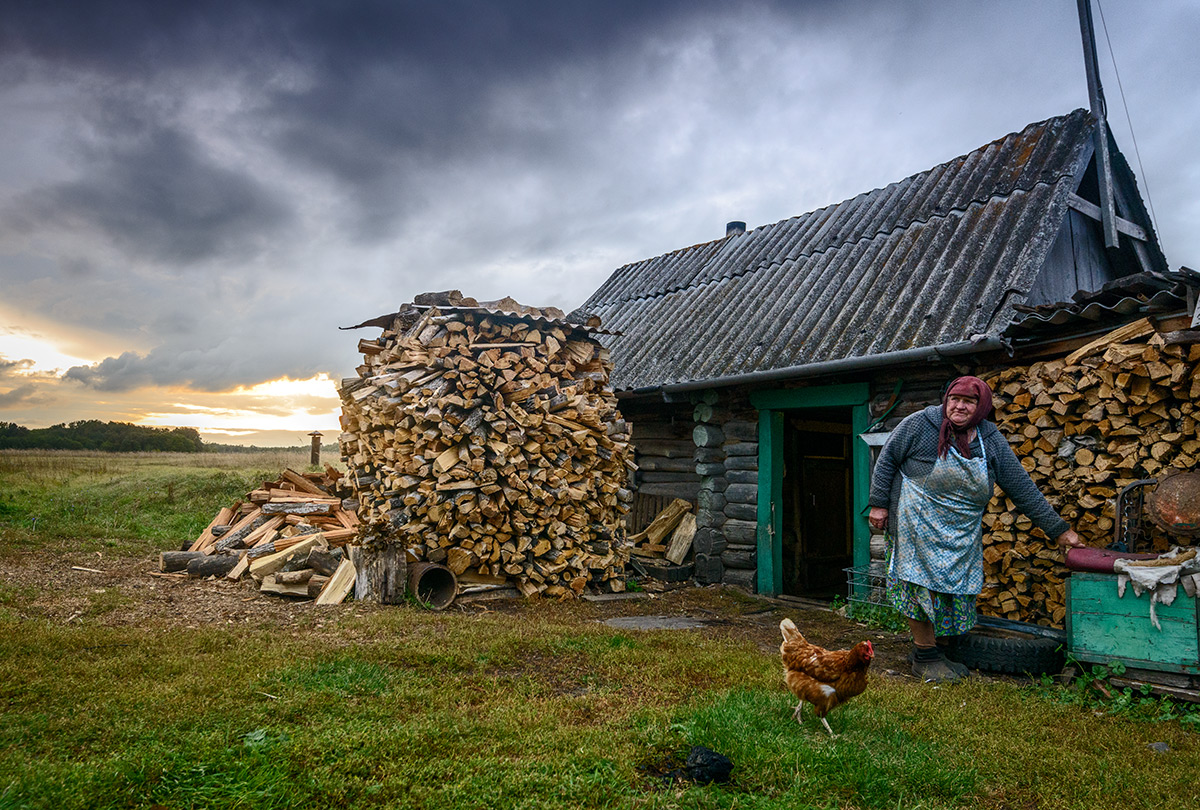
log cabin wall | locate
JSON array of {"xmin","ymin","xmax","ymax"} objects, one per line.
[
  {"xmin": 621, "ymin": 313, "xmax": 1197, "ymax": 628},
  {"xmin": 621, "ymin": 397, "xmax": 699, "ymax": 531}
]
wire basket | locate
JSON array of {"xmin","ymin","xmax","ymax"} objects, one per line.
[
  {"xmin": 842, "ymin": 561, "xmax": 907, "ymax": 630},
  {"xmin": 844, "ymin": 561, "xmax": 887, "ymax": 606}
]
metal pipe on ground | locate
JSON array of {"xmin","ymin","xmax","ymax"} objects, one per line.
[{"xmin": 407, "ymin": 561, "xmax": 458, "ymax": 610}]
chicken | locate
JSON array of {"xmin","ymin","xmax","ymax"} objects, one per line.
[{"xmin": 780, "ymin": 617, "xmax": 874, "ymax": 736}]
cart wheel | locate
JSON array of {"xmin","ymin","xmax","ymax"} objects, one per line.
[{"xmin": 943, "ymin": 625, "xmax": 1065, "ymax": 675}]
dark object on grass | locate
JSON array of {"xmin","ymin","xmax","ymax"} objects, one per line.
[{"xmin": 685, "ymin": 746, "xmax": 732, "ymax": 784}]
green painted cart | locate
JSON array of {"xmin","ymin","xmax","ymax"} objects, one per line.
[{"xmin": 1066, "ymin": 572, "xmax": 1200, "ymax": 679}]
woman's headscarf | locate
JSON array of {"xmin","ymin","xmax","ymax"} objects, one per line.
[{"xmin": 938, "ymin": 376, "xmax": 994, "ymax": 458}]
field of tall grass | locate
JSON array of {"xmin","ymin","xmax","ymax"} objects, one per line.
[
  {"xmin": 0, "ymin": 449, "xmax": 324, "ymax": 555},
  {"xmin": 1, "ymin": 450, "xmax": 1198, "ymax": 809}
]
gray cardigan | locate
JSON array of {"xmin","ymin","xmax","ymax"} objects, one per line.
[{"xmin": 867, "ymin": 405, "xmax": 1069, "ymax": 540}]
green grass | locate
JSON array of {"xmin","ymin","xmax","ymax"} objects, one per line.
[
  {"xmin": 1, "ymin": 451, "xmax": 1198, "ymax": 809},
  {"xmin": 3, "ymin": 607, "xmax": 1198, "ymax": 810},
  {"xmin": 0, "ymin": 449, "xmax": 322, "ymax": 555}
]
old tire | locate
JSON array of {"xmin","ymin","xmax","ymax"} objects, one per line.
[
  {"xmin": 943, "ymin": 625, "xmax": 1065, "ymax": 675},
  {"xmin": 639, "ymin": 561, "xmax": 694, "ymax": 582}
]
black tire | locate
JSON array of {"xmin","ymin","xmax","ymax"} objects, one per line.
[
  {"xmin": 943, "ymin": 625, "xmax": 1066, "ymax": 675},
  {"xmin": 639, "ymin": 561, "xmax": 694, "ymax": 582}
]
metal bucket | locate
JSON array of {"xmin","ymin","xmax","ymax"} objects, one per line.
[{"xmin": 407, "ymin": 561, "xmax": 458, "ymax": 610}]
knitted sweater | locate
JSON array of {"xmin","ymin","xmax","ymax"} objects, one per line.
[{"xmin": 867, "ymin": 405, "xmax": 1069, "ymax": 540}]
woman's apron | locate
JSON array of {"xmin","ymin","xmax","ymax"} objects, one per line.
[{"xmin": 888, "ymin": 437, "xmax": 991, "ymax": 595}]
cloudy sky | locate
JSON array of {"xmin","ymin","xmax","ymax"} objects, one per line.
[{"xmin": 1, "ymin": 0, "xmax": 1197, "ymax": 446}]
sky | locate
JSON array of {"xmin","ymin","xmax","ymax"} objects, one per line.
[{"xmin": 1, "ymin": 0, "xmax": 1197, "ymax": 447}]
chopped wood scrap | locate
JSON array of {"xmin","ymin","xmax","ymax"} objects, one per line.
[
  {"xmin": 259, "ymin": 574, "xmax": 311, "ymax": 598},
  {"xmin": 162, "ymin": 466, "xmax": 359, "ymax": 601},
  {"xmin": 315, "ymin": 558, "xmax": 356, "ymax": 605},
  {"xmin": 1063, "ymin": 317, "xmax": 1155, "ymax": 365},
  {"xmin": 190, "ymin": 506, "xmax": 235, "ymax": 552},
  {"xmin": 665, "ymin": 512, "xmax": 697, "ymax": 565},
  {"xmin": 248, "ymin": 534, "xmax": 324, "ymax": 581},
  {"xmin": 639, "ymin": 498, "xmax": 692, "ymax": 546}
]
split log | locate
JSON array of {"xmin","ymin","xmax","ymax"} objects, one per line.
[
  {"xmin": 315, "ymin": 558, "xmax": 357, "ymax": 605},
  {"xmin": 665, "ymin": 512, "xmax": 697, "ymax": 565},
  {"xmin": 248, "ymin": 535, "xmax": 324, "ymax": 581},
  {"xmin": 259, "ymin": 574, "xmax": 311, "ymax": 597}
]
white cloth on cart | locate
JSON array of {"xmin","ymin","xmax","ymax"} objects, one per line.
[{"xmin": 1113, "ymin": 547, "xmax": 1200, "ymax": 630}]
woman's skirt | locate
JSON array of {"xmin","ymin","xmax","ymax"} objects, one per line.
[{"xmin": 886, "ymin": 577, "xmax": 978, "ymax": 636}]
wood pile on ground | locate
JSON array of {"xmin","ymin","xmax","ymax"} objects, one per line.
[
  {"xmin": 627, "ymin": 498, "xmax": 698, "ymax": 580},
  {"xmin": 159, "ymin": 467, "xmax": 360, "ymax": 604},
  {"xmin": 982, "ymin": 317, "xmax": 1200, "ymax": 626},
  {"xmin": 338, "ymin": 291, "xmax": 634, "ymax": 599}
]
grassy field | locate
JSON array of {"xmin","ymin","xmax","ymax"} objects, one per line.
[
  {"xmin": 1, "ymin": 450, "xmax": 1198, "ymax": 810},
  {"xmin": 0, "ymin": 449, "xmax": 322, "ymax": 555}
]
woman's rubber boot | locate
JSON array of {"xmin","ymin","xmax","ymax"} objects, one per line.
[{"xmin": 909, "ymin": 646, "xmax": 964, "ymax": 683}]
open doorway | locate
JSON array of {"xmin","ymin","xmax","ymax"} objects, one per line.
[{"xmin": 780, "ymin": 407, "xmax": 853, "ymax": 599}]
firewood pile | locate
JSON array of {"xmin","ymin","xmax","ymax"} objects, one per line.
[
  {"xmin": 628, "ymin": 498, "xmax": 697, "ymax": 570},
  {"xmin": 338, "ymin": 291, "xmax": 634, "ymax": 599},
  {"xmin": 982, "ymin": 317, "xmax": 1200, "ymax": 626},
  {"xmin": 159, "ymin": 467, "xmax": 360, "ymax": 604}
]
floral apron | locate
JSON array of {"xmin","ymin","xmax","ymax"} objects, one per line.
[{"xmin": 889, "ymin": 438, "xmax": 991, "ymax": 596}]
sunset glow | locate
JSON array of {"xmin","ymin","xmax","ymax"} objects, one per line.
[
  {"xmin": 0, "ymin": 331, "xmax": 94, "ymax": 375},
  {"xmin": 138, "ymin": 374, "xmax": 341, "ymax": 437}
]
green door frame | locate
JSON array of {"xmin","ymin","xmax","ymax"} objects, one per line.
[{"xmin": 750, "ymin": 382, "xmax": 871, "ymax": 596}]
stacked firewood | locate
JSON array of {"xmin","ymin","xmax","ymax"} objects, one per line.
[
  {"xmin": 159, "ymin": 467, "xmax": 359, "ymax": 604},
  {"xmin": 982, "ymin": 318, "xmax": 1200, "ymax": 626},
  {"xmin": 628, "ymin": 498, "xmax": 697, "ymax": 564},
  {"xmin": 338, "ymin": 291, "xmax": 634, "ymax": 598}
]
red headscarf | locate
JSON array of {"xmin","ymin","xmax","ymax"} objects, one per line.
[{"xmin": 938, "ymin": 376, "xmax": 994, "ymax": 459}]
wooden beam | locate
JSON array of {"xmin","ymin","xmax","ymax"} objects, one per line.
[
  {"xmin": 1077, "ymin": 0, "xmax": 1118, "ymax": 248},
  {"xmin": 1068, "ymin": 193, "xmax": 1146, "ymax": 242}
]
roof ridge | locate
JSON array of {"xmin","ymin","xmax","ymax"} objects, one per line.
[
  {"xmin": 585, "ymin": 109, "xmax": 1091, "ymax": 310},
  {"xmin": 595, "ymin": 181, "xmax": 1065, "ymax": 308}
]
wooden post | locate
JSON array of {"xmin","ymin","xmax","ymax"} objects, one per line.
[
  {"xmin": 309, "ymin": 431, "xmax": 323, "ymax": 466},
  {"xmin": 1076, "ymin": 0, "xmax": 1118, "ymax": 248}
]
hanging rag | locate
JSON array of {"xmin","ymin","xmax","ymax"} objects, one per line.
[{"xmin": 1112, "ymin": 547, "xmax": 1200, "ymax": 630}]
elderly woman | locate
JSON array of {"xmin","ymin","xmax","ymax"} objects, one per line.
[{"xmin": 867, "ymin": 376, "xmax": 1083, "ymax": 683}]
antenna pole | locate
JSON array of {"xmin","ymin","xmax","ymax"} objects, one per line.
[{"xmin": 1077, "ymin": 0, "xmax": 1119, "ymax": 248}]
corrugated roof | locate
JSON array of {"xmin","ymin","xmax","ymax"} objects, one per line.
[
  {"xmin": 1007, "ymin": 268, "xmax": 1200, "ymax": 334},
  {"xmin": 575, "ymin": 109, "xmax": 1101, "ymax": 391}
]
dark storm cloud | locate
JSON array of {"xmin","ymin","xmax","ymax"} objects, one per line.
[
  {"xmin": 1, "ymin": 0, "xmax": 798, "ymax": 248},
  {"xmin": 12, "ymin": 119, "xmax": 292, "ymax": 264}
]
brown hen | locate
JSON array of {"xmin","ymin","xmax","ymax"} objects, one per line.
[{"xmin": 779, "ymin": 617, "xmax": 874, "ymax": 736}]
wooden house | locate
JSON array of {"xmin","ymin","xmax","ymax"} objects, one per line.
[{"xmin": 571, "ymin": 108, "xmax": 1194, "ymax": 602}]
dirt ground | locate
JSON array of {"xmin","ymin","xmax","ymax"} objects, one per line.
[{"xmin": 0, "ymin": 547, "xmax": 1020, "ymax": 684}]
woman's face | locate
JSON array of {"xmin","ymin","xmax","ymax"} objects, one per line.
[{"xmin": 945, "ymin": 393, "xmax": 979, "ymax": 428}]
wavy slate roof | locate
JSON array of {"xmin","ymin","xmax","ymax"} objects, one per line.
[{"xmin": 575, "ymin": 109, "xmax": 1101, "ymax": 392}]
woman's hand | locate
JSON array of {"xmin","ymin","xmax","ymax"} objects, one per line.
[
  {"xmin": 1055, "ymin": 529, "xmax": 1084, "ymax": 550},
  {"xmin": 868, "ymin": 507, "xmax": 888, "ymax": 531}
]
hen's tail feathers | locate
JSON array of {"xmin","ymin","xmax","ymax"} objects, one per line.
[{"xmin": 780, "ymin": 617, "xmax": 806, "ymax": 644}]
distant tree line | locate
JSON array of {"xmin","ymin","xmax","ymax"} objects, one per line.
[{"xmin": 0, "ymin": 421, "xmax": 205, "ymax": 452}]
